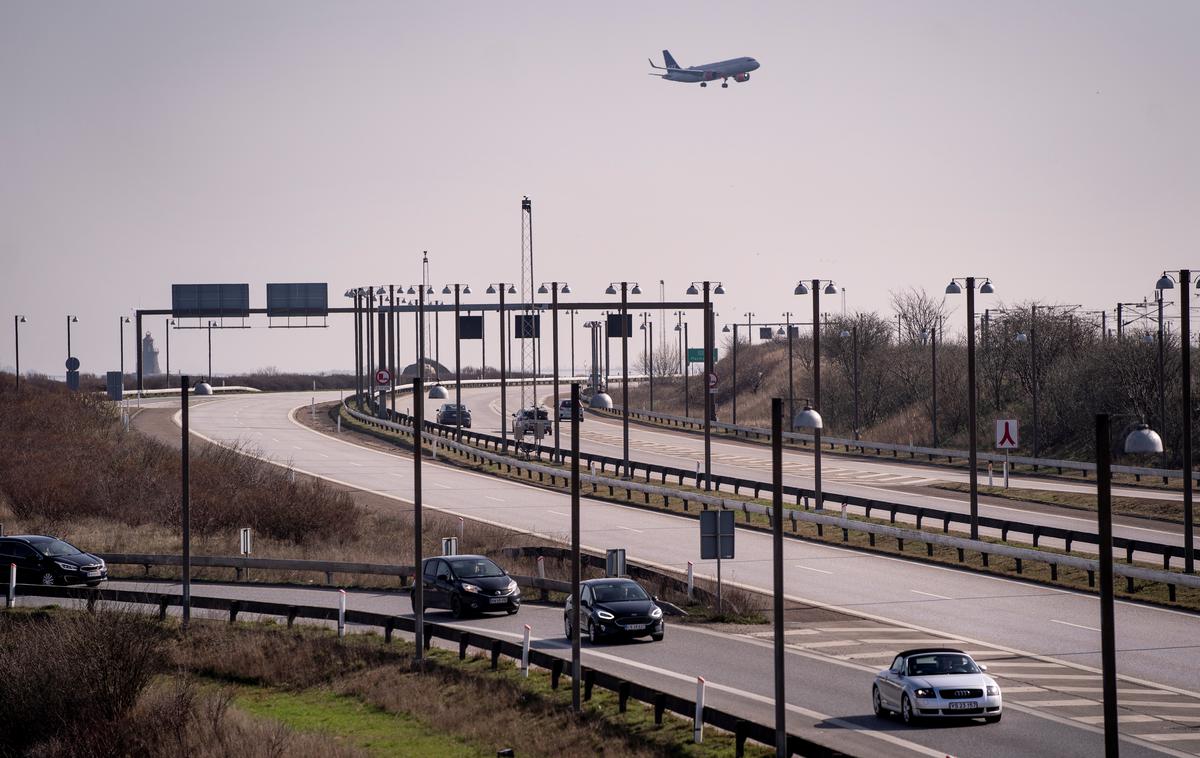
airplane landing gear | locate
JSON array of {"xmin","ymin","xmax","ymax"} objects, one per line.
[
  {"xmin": 700, "ymin": 82, "xmax": 707, "ymax": 87},
  {"xmin": 721, "ymin": 79, "xmax": 729, "ymax": 88}
]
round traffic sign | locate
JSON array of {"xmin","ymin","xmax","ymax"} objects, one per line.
[
  {"xmin": 707, "ymin": 372, "xmax": 718, "ymax": 389},
  {"xmin": 375, "ymin": 368, "xmax": 392, "ymax": 386},
  {"xmin": 65, "ymin": 356, "xmax": 80, "ymax": 371}
]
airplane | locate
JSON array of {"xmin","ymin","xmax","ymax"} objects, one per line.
[{"xmin": 648, "ymin": 50, "xmax": 760, "ymax": 88}]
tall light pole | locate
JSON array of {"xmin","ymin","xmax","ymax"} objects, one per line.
[
  {"xmin": 569, "ymin": 309, "xmax": 578, "ymax": 378},
  {"xmin": 539, "ymin": 281, "xmax": 570, "ymax": 458},
  {"xmin": 687, "ymin": 281, "xmax": 724, "ymax": 490},
  {"xmin": 1014, "ymin": 305, "xmax": 1041, "ymax": 458},
  {"xmin": 946, "ymin": 276, "xmax": 995, "ymax": 539},
  {"xmin": 639, "ymin": 313, "xmax": 655, "ymax": 411},
  {"xmin": 723, "ymin": 323, "xmax": 737, "ymax": 423},
  {"xmin": 680, "ymin": 320, "xmax": 690, "ymax": 417},
  {"xmin": 118, "ymin": 315, "xmax": 130, "ymax": 387},
  {"xmin": 922, "ymin": 326, "xmax": 939, "ymax": 447},
  {"xmin": 442, "ymin": 283, "xmax": 472, "ymax": 441},
  {"xmin": 1097, "ymin": 418, "xmax": 1163, "ymax": 755},
  {"xmin": 770, "ymin": 396, "xmax": 787, "ymax": 758},
  {"xmin": 66, "ymin": 315, "xmax": 78, "ymax": 361},
  {"xmin": 794, "ymin": 280, "xmax": 837, "ymax": 509},
  {"xmin": 206, "ymin": 320, "xmax": 217, "ymax": 380},
  {"xmin": 606, "ymin": 281, "xmax": 642, "ymax": 477},
  {"xmin": 487, "ymin": 283, "xmax": 517, "ymax": 446},
  {"xmin": 13, "ymin": 315, "xmax": 26, "ymax": 390},
  {"xmin": 1156, "ymin": 270, "xmax": 1195, "ymax": 573},
  {"xmin": 165, "ymin": 319, "xmax": 175, "ymax": 389},
  {"xmin": 411, "ymin": 377, "xmax": 426, "ymax": 667},
  {"xmin": 783, "ymin": 312, "xmax": 795, "ymax": 422}
]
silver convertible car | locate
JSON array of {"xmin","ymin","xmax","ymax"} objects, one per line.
[{"xmin": 873, "ymin": 648, "xmax": 1002, "ymax": 724}]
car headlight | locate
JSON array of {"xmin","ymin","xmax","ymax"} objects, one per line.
[
  {"xmin": 914, "ymin": 688, "xmax": 936, "ymax": 699},
  {"xmin": 54, "ymin": 561, "xmax": 77, "ymax": 572},
  {"xmin": 596, "ymin": 609, "xmax": 615, "ymax": 620},
  {"xmin": 986, "ymin": 685, "xmax": 999, "ymax": 696},
  {"xmin": 460, "ymin": 582, "xmax": 482, "ymax": 594},
  {"xmin": 506, "ymin": 579, "xmax": 519, "ymax": 594},
  {"xmin": 651, "ymin": 606, "xmax": 663, "ymax": 618}
]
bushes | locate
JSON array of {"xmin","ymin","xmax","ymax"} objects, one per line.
[{"xmin": 0, "ymin": 380, "xmax": 361, "ymax": 544}]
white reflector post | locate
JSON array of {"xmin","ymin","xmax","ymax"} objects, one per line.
[
  {"xmin": 522, "ymin": 624, "xmax": 532, "ymax": 677},
  {"xmin": 7, "ymin": 563, "xmax": 14, "ymax": 609},
  {"xmin": 338, "ymin": 589, "xmax": 346, "ymax": 639},
  {"xmin": 687, "ymin": 561, "xmax": 694, "ymax": 602},
  {"xmin": 694, "ymin": 676, "xmax": 706, "ymax": 743}
]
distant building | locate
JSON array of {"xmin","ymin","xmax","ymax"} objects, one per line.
[{"xmin": 141, "ymin": 332, "xmax": 161, "ymax": 375}]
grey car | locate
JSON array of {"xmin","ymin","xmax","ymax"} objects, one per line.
[{"xmin": 873, "ymin": 648, "xmax": 1002, "ymax": 724}]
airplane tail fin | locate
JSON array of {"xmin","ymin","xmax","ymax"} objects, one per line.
[{"xmin": 662, "ymin": 50, "xmax": 680, "ymax": 69}]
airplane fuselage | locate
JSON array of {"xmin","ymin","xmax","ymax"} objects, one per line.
[{"xmin": 663, "ymin": 56, "xmax": 760, "ymax": 83}]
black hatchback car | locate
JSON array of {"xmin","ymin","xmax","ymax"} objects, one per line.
[
  {"xmin": 0, "ymin": 535, "xmax": 108, "ymax": 587},
  {"xmin": 435, "ymin": 403, "xmax": 472, "ymax": 428},
  {"xmin": 421, "ymin": 555, "xmax": 520, "ymax": 618},
  {"xmin": 564, "ymin": 578, "xmax": 664, "ymax": 644}
]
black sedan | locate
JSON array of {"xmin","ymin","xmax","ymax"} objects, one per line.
[
  {"xmin": 421, "ymin": 555, "xmax": 520, "ymax": 618},
  {"xmin": 435, "ymin": 403, "xmax": 472, "ymax": 428},
  {"xmin": 0, "ymin": 535, "xmax": 108, "ymax": 587},
  {"xmin": 564, "ymin": 577, "xmax": 664, "ymax": 644}
]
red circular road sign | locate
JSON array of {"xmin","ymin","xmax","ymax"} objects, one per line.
[
  {"xmin": 707, "ymin": 372, "xmax": 718, "ymax": 389},
  {"xmin": 375, "ymin": 368, "xmax": 392, "ymax": 386}
]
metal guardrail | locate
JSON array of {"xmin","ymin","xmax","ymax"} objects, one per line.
[
  {"xmin": 5, "ymin": 584, "xmax": 846, "ymax": 758},
  {"xmin": 596, "ymin": 404, "xmax": 1193, "ymax": 484},
  {"xmin": 345, "ymin": 387, "xmax": 1192, "ymax": 571}
]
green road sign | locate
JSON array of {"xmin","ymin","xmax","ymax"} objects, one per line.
[{"xmin": 686, "ymin": 348, "xmax": 718, "ymax": 364}]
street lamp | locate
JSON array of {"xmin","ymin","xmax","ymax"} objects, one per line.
[
  {"xmin": 945, "ymin": 276, "xmax": 995, "ymax": 539},
  {"xmin": 674, "ymin": 316, "xmax": 690, "ymax": 417},
  {"xmin": 119, "ymin": 315, "xmax": 131, "ymax": 388},
  {"xmin": 921, "ymin": 326, "xmax": 939, "ymax": 446},
  {"xmin": 794, "ymin": 279, "xmax": 837, "ymax": 509},
  {"xmin": 13, "ymin": 315, "xmax": 26, "ymax": 391},
  {"xmin": 487, "ymin": 283, "xmax": 518, "ymax": 447},
  {"xmin": 607, "ymin": 282, "xmax": 641, "ymax": 477},
  {"xmin": 639, "ymin": 313, "xmax": 655, "ymax": 412},
  {"xmin": 66, "ymin": 315, "xmax": 78, "ymax": 361},
  {"xmin": 1156, "ymin": 270, "xmax": 1196, "ymax": 573},
  {"xmin": 165, "ymin": 319, "xmax": 176, "ymax": 389},
  {"xmin": 783, "ymin": 312, "xmax": 795, "ymax": 423},
  {"xmin": 207, "ymin": 320, "xmax": 217, "ymax": 381},
  {"xmin": 687, "ymin": 281, "xmax": 725, "ymax": 490},
  {"xmin": 1095, "ymin": 416, "xmax": 1163, "ymax": 756}
]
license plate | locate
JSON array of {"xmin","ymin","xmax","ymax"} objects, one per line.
[
  {"xmin": 489, "ymin": 597, "xmax": 508, "ymax": 604},
  {"xmin": 624, "ymin": 623, "xmax": 646, "ymax": 630},
  {"xmin": 948, "ymin": 701, "xmax": 978, "ymax": 710},
  {"xmin": 85, "ymin": 571, "xmax": 101, "ymax": 577}
]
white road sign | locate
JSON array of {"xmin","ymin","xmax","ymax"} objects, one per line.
[
  {"xmin": 995, "ymin": 419, "xmax": 1020, "ymax": 449},
  {"xmin": 375, "ymin": 368, "xmax": 391, "ymax": 386}
]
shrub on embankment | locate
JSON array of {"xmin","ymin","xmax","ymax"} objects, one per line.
[{"xmin": 0, "ymin": 379, "xmax": 361, "ymax": 543}]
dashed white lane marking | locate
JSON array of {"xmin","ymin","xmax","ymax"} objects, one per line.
[
  {"xmin": 1011, "ymin": 698, "xmax": 1096, "ymax": 707},
  {"xmin": 1052, "ymin": 619, "xmax": 1102, "ymax": 632},
  {"xmin": 485, "ymin": 496, "xmax": 505, "ymax": 502},
  {"xmin": 432, "ymin": 482, "xmax": 451, "ymax": 489},
  {"xmin": 547, "ymin": 510, "xmax": 569, "ymax": 517},
  {"xmin": 349, "ymin": 462, "xmax": 363, "ymax": 467},
  {"xmin": 616, "ymin": 525, "xmax": 644, "ymax": 533},
  {"xmin": 1142, "ymin": 734, "xmax": 1200, "ymax": 743},
  {"xmin": 1122, "ymin": 702, "xmax": 1200, "ymax": 709},
  {"xmin": 797, "ymin": 565, "xmax": 834, "ymax": 575},
  {"xmin": 1074, "ymin": 715, "xmax": 1161, "ymax": 724},
  {"xmin": 910, "ymin": 589, "xmax": 952, "ymax": 600}
]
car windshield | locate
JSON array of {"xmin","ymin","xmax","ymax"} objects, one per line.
[
  {"xmin": 37, "ymin": 539, "xmax": 82, "ymax": 558},
  {"xmin": 907, "ymin": 653, "xmax": 979, "ymax": 676},
  {"xmin": 591, "ymin": 582, "xmax": 649, "ymax": 603},
  {"xmin": 447, "ymin": 557, "xmax": 505, "ymax": 578}
]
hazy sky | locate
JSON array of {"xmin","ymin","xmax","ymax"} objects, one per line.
[{"xmin": 3, "ymin": 1, "xmax": 1198, "ymax": 378}]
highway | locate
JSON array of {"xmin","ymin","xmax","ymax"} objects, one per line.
[
  {"xmin": 449, "ymin": 386, "xmax": 1192, "ymax": 562},
  {"xmin": 132, "ymin": 390, "xmax": 1200, "ymax": 756}
]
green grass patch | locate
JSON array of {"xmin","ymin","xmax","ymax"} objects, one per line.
[{"xmin": 931, "ymin": 482, "xmax": 1183, "ymax": 522}]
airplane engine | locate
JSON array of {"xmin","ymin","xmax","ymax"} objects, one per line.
[{"xmin": 734, "ymin": 72, "xmax": 750, "ymax": 82}]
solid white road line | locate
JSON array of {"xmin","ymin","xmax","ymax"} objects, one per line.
[
  {"xmin": 1052, "ymin": 619, "xmax": 1102, "ymax": 632},
  {"xmin": 909, "ymin": 589, "xmax": 952, "ymax": 600},
  {"xmin": 796, "ymin": 565, "xmax": 834, "ymax": 575}
]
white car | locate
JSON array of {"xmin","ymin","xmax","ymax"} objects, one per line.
[
  {"xmin": 558, "ymin": 398, "xmax": 583, "ymax": 422},
  {"xmin": 512, "ymin": 406, "xmax": 552, "ymax": 438},
  {"xmin": 873, "ymin": 648, "xmax": 1002, "ymax": 724}
]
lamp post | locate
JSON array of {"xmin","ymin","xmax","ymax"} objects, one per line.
[
  {"xmin": 1098, "ymin": 416, "xmax": 1163, "ymax": 756},
  {"xmin": 118, "ymin": 315, "xmax": 130, "ymax": 387},
  {"xmin": 770, "ymin": 396, "xmax": 787, "ymax": 758},
  {"xmin": 442, "ymin": 283, "xmax": 472, "ymax": 441},
  {"xmin": 840, "ymin": 324, "xmax": 860, "ymax": 440},
  {"xmin": 723, "ymin": 323, "xmax": 738, "ymax": 423},
  {"xmin": 794, "ymin": 280, "xmax": 837, "ymax": 509},
  {"xmin": 921, "ymin": 326, "xmax": 939, "ymax": 447},
  {"xmin": 165, "ymin": 319, "xmax": 175, "ymax": 389},
  {"xmin": 206, "ymin": 320, "xmax": 217, "ymax": 381},
  {"xmin": 1014, "ymin": 304, "xmax": 1041, "ymax": 458},
  {"xmin": 783, "ymin": 312, "xmax": 795, "ymax": 422},
  {"xmin": 793, "ymin": 400, "xmax": 824, "ymax": 510},
  {"xmin": 487, "ymin": 283, "xmax": 517, "ymax": 446},
  {"xmin": 1156, "ymin": 270, "xmax": 1195, "ymax": 573},
  {"xmin": 639, "ymin": 314, "xmax": 654, "ymax": 411},
  {"xmin": 687, "ymin": 281, "xmax": 724, "ymax": 491},
  {"xmin": 539, "ymin": 281, "xmax": 570, "ymax": 459},
  {"xmin": 66, "ymin": 315, "xmax": 78, "ymax": 362},
  {"xmin": 569, "ymin": 309, "xmax": 578, "ymax": 379},
  {"xmin": 13, "ymin": 315, "xmax": 26, "ymax": 390},
  {"xmin": 945, "ymin": 276, "xmax": 995, "ymax": 539},
  {"xmin": 606, "ymin": 282, "xmax": 641, "ymax": 477}
]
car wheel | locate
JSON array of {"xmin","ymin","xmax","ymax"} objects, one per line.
[
  {"xmin": 506, "ymin": 607, "xmax": 518, "ymax": 615},
  {"xmin": 450, "ymin": 595, "xmax": 466, "ymax": 619},
  {"xmin": 651, "ymin": 630, "xmax": 664, "ymax": 642},
  {"xmin": 872, "ymin": 686, "xmax": 887, "ymax": 718},
  {"xmin": 984, "ymin": 714, "xmax": 1002, "ymax": 724},
  {"xmin": 41, "ymin": 572, "xmax": 56, "ymax": 586},
  {"xmin": 564, "ymin": 616, "xmax": 572, "ymax": 641},
  {"xmin": 901, "ymin": 694, "xmax": 918, "ymax": 725}
]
